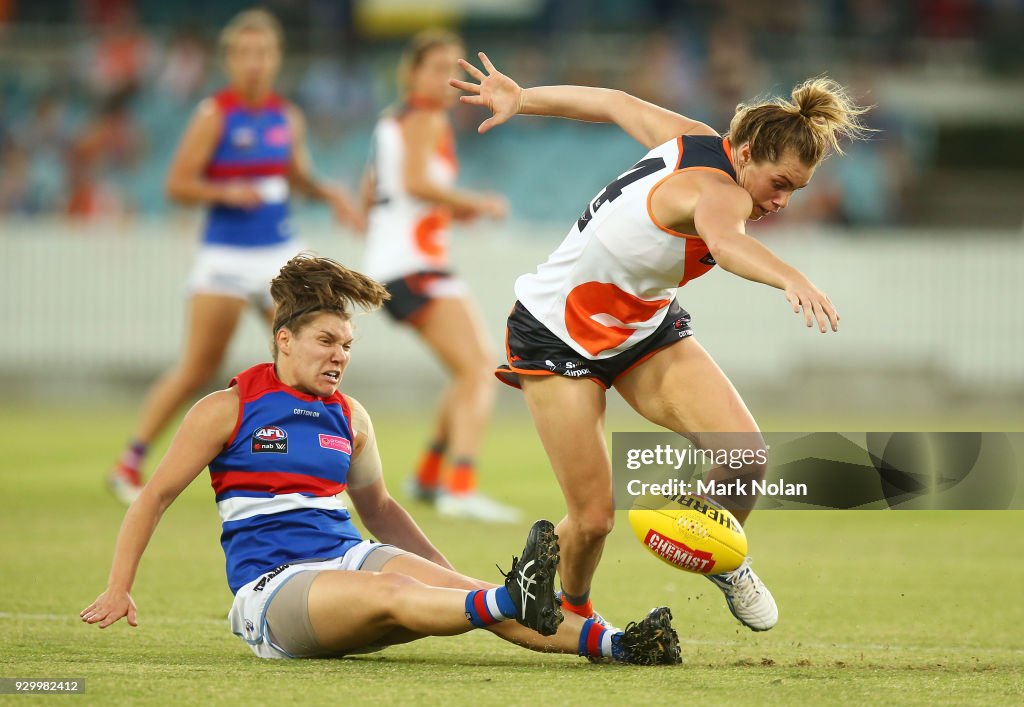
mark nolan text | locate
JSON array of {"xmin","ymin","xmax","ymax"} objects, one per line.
[{"xmin": 627, "ymin": 478, "xmax": 808, "ymax": 497}]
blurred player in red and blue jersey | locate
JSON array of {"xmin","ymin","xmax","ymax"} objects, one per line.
[{"xmin": 108, "ymin": 9, "xmax": 361, "ymax": 503}]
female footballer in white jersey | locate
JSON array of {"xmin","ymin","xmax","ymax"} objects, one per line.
[
  {"xmin": 107, "ymin": 9, "xmax": 362, "ymax": 504},
  {"xmin": 452, "ymin": 53, "xmax": 869, "ymax": 630},
  {"xmin": 360, "ymin": 30, "xmax": 518, "ymax": 523},
  {"xmin": 82, "ymin": 254, "xmax": 680, "ymax": 666}
]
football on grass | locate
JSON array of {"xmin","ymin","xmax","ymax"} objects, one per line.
[{"xmin": 628, "ymin": 494, "xmax": 747, "ymax": 575}]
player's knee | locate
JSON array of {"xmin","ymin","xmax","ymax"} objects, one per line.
[
  {"xmin": 727, "ymin": 438, "xmax": 768, "ymax": 483},
  {"xmin": 654, "ymin": 397, "xmax": 691, "ymax": 430},
  {"xmin": 473, "ymin": 358, "xmax": 496, "ymax": 385},
  {"xmin": 749, "ymin": 446, "xmax": 765, "ymax": 479},
  {"xmin": 373, "ymin": 572, "xmax": 419, "ymax": 620},
  {"xmin": 747, "ymin": 447, "xmax": 768, "ymax": 482},
  {"xmin": 573, "ymin": 506, "xmax": 615, "ymax": 543},
  {"xmin": 174, "ymin": 362, "xmax": 218, "ymax": 393},
  {"xmin": 377, "ymin": 571, "xmax": 417, "ymax": 596},
  {"xmin": 455, "ymin": 360, "xmax": 496, "ymax": 396}
]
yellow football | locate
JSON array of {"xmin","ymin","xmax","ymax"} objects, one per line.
[{"xmin": 628, "ymin": 494, "xmax": 747, "ymax": 575}]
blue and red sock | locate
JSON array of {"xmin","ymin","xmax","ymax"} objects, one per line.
[
  {"xmin": 464, "ymin": 587, "xmax": 517, "ymax": 628},
  {"xmin": 578, "ymin": 618, "xmax": 623, "ymax": 660},
  {"xmin": 116, "ymin": 440, "xmax": 148, "ymax": 483}
]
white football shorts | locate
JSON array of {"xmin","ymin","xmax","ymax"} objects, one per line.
[
  {"xmin": 228, "ymin": 540, "xmax": 395, "ymax": 660},
  {"xmin": 186, "ymin": 240, "xmax": 302, "ymax": 311}
]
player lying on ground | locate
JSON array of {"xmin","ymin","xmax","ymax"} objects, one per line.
[
  {"xmin": 452, "ymin": 53, "xmax": 870, "ymax": 631},
  {"xmin": 81, "ymin": 254, "xmax": 680, "ymax": 665}
]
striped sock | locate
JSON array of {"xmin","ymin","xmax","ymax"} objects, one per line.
[
  {"xmin": 464, "ymin": 587, "xmax": 517, "ymax": 628},
  {"xmin": 577, "ymin": 618, "xmax": 620, "ymax": 659},
  {"xmin": 117, "ymin": 440, "xmax": 148, "ymax": 483}
]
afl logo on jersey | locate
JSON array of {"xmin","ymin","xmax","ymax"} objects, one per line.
[
  {"xmin": 232, "ymin": 126, "xmax": 256, "ymax": 150},
  {"xmin": 252, "ymin": 426, "xmax": 288, "ymax": 454}
]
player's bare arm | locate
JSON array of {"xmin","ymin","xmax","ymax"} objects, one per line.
[
  {"xmin": 344, "ymin": 394, "xmax": 454, "ymax": 569},
  {"xmin": 355, "ymin": 168, "xmax": 375, "ymax": 238},
  {"xmin": 80, "ymin": 389, "xmax": 239, "ymax": 629},
  {"xmin": 679, "ymin": 175, "xmax": 840, "ymax": 333},
  {"xmin": 348, "ymin": 477, "xmax": 454, "ymax": 570},
  {"xmin": 165, "ymin": 100, "xmax": 262, "ymax": 209},
  {"xmin": 401, "ymin": 109, "xmax": 506, "ymax": 219},
  {"xmin": 285, "ymin": 105, "xmax": 365, "ymax": 231},
  {"xmin": 451, "ymin": 52, "xmax": 714, "ymax": 148}
]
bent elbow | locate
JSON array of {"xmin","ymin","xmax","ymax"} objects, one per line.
[
  {"xmin": 705, "ymin": 237, "xmax": 729, "ymax": 266},
  {"xmin": 164, "ymin": 179, "xmax": 186, "ymax": 204},
  {"xmin": 403, "ymin": 178, "xmax": 434, "ymax": 201},
  {"xmin": 609, "ymin": 88, "xmax": 630, "ymax": 112}
]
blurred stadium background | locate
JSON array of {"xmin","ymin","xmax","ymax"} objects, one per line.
[{"xmin": 0, "ymin": 0, "xmax": 1022, "ymax": 424}]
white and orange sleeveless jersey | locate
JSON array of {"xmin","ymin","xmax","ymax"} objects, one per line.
[
  {"xmin": 362, "ymin": 106, "xmax": 458, "ymax": 283},
  {"xmin": 515, "ymin": 134, "xmax": 737, "ymax": 360}
]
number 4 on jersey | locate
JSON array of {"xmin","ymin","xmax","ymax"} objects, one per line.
[{"xmin": 577, "ymin": 157, "xmax": 666, "ymax": 231}]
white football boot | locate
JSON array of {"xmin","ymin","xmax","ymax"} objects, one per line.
[
  {"xmin": 107, "ymin": 467, "xmax": 143, "ymax": 505},
  {"xmin": 436, "ymin": 490, "xmax": 523, "ymax": 524},
  {"xmin": 705, "ymin": 557, "xmax": 778, "ymax": 631}
]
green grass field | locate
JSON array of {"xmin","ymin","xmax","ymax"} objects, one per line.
[{"xmin": 2, "ymin": 405, "xmax": 1023, "ymax": 705}]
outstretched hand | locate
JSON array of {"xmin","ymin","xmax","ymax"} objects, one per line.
[
  {"xmin": 325, "ymin": 185, "xmax": 366, "ymax": 234},
  {"xmin": 81, "ymin": 588, "xmax": 138, "ymax": 629},
  {"xmin": 449, "ymin": 52, "xmax": 523, "ymax": 134},
  {"xmin": 784, "ymin": 277, "xmax": 840, "ymax": 333}
]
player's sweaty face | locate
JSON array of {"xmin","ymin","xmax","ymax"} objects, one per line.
[
  {"xmin": 741, "ymin": 150, "xmax": 814, "ymax": 221},
  {"xmin": 285, "ymin": 313, "xmax": 353, "ymax": 398},
  {"xmin": 226, "ymin": 29, "xmax": 281, "ymax": 95},
  {"xmin": 409, "ymin": 44, "xmax": 462, "ymax": 107}
]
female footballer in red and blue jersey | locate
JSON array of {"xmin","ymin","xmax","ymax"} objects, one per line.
[
  {"xmin": 83, "ymin": 254, "xmax": 680, "ymax": 666},
  {"xmin": 108, "ymin": 9, "xmax": 362, "ymax": 505},
  {"xmin": 210, "ymin": 362, "xmax": 363, "ymax": 594}
]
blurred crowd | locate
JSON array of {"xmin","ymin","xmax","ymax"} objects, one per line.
[{"xmin": 0, "ymin": 0, "xmax": 1020, "ymax": 227}]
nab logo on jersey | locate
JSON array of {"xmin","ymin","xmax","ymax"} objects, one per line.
[{"xmin": 252, "ymin": 426, "xmax": 288, "ymax": 454}]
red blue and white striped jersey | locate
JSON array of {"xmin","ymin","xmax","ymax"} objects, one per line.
[
  {"xmin": 210, "ymin": 363, "xmax": 361, "ymax": 593},
  {"xmin": 202, "ymin": 89, "xmax": 294, "ymax": 248}
]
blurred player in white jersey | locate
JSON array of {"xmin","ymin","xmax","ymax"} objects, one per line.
[{"xmin": 360, "ymin": 31, "xmax": 519, "ymax": 523}]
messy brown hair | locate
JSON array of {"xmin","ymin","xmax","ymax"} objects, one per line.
[
  {"xmin": 728, "ymin": 77, "xmax": 872, "ymax": 166},
  {"xmin": 397, "ymin": 28, "xmax": 464, "ymax": 97},
  {"xmin": 270, "ymin": 253, "xmax": 390, "ymax": 359}
]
